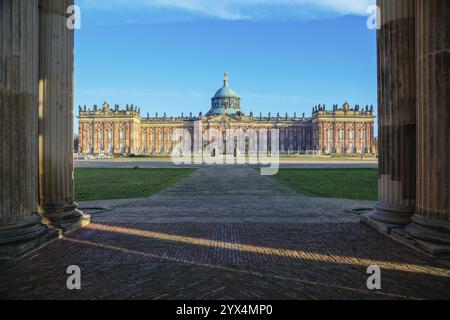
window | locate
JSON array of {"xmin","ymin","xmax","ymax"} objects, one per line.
[
  {"xmin": 142, "ymin": 130, "xmax": 147, "ymax": 150},
  {"xmin": 87, "ymin": 129, "xmax": 92, "ymax": 152},
  {"xmin": 99, "ymin": 130, "xmax": 103, "ymax": 144}
]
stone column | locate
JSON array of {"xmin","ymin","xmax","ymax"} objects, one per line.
[
  {"xmin": 405, "ymin": 0, "xmax": 450, "ymax": 255},
  {"xmin": 362, "ymin": 0, "xmax": 417, "ymax": 231},
  {"xmin": 38, "ymin": 0, "xmax": 89, "ymax": 231},
  {"xmin": 0, "ymin": 0, "xmax": 57, "ymax": 260}
]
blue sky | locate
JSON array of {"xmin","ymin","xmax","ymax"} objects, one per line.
[{"xmin": 74, "ymin": 0, "xmax": 377, "ymax": 133}]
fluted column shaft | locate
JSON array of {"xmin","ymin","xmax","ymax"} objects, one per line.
[
  {"xmin": 0, "ymin": 0, "xmax": 52, "ymax": 259},
  {"xmin": 370, "ymin": 0, "xmax": 416, "ymax": 225},
  {"xmin": 38, "ymin": 0, "xmax": 87, "ymax": 229},
  {"xmin": 406, "ymin": 0, "xmax": 450, "ymax": 245}
]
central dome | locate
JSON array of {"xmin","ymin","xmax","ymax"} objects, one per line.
[
  {"xmin": 213, "ymin": 78, "xmax": 239, "ymax": 98},
  {"xmin": 213, "ymin": 86, "xmax": 239, "ymax": 98},
  {"xmin": 207, "ymin": 72, "xmax": 242, "ymax": 116}
]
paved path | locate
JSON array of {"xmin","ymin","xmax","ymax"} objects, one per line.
[
  {"xmin": 1, "ymin": 167, "xmax": 449, "ymax": 300},
  {"xmin": 80, "ymin": 166, "xmax": 373, "ymax": 224}
]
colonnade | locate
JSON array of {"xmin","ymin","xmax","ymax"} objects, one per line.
[{"xmin": 0, "ymin": 0, "xmax": 89, "ymax": 260}]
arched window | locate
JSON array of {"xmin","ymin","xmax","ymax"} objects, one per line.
[
  {"xmin": 142, "ymin": 130, "xmax": 147, "ymax": 152},
  {"xmin": 120, "ymin": 128, "xmax": 124, "ymax": 141},
  {"xmin": 280, "ymin": 129, "xmax": 285, "ymax": 151},
  {"xmin": 87, "ymin": 130, "xmax": 92, "ymax": 152},
  {"xmin": 99, "ymin": 130, "xmax": 104, "ymax": 152}
]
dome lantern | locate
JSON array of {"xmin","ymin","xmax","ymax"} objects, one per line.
[{"xmin": 207, "ymin": 72, "xmax": 242, "ymax": 116}]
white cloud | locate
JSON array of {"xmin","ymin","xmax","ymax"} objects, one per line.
[{"xmin": 79, "ymin": 0, "xmax": 376, "ymax": 20}]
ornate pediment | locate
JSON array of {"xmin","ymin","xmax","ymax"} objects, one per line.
[{"xmin": 205, "ymin": 114, "xmax": 243, "ymax": 123}]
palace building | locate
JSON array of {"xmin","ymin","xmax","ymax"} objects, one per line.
[{"xmin": 77, "ymin": 73, "xmax": 375, "ymax": 156}]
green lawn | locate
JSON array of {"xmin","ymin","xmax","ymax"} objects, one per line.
[
  {"xmin": 272, "ymin": 169, "xmax": 378, "ymax": 201},
  {"xmin": 75, "ymin": 168, "xmax": 195, "ymax": 201}
]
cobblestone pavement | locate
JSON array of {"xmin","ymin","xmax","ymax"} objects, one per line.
[{"xmin": 1, "ymin": 167, "xmax": 450, "ymax": 300}]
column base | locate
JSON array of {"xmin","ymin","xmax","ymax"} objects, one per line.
[
  {"xmin": 0, "ymin": 215, "xmax": 60, "ymax": 262},
  {"xmin": 362, "ymin": 212, "xmax": 450, "ymax": 258},
  {"xmin": 366, "ymin": 204, "xmax": 414, "ymax": 226},
  {"xmin": 39, "ymin": 203, "xmax": 91, "ymax": 234},
  {"xmin": 360, "ymin": 212, "xmax": 405, "ymax": 234},
  {"xmin": 391, "ymin": 228, "xmax": 450, "ymax": 258},
  {"xmin": 405, "ymin": 214, "xmax": 450, "ymax": 246}
]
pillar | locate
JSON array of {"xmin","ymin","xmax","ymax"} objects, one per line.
[
  {"xmin": 363, "ymin": 0, "xmax": 417, "ymax": 230},
  {"xmin": 38, "ymin": 0, "xmax": 90, "ymax": 231},
  {"xmin": 405, "ymin": 0, "xmax": 450, "ymax": 255},
  {"xmin": 0, "ymin": 0, "xmax": 57, "ymax": 260}
]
